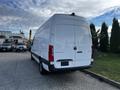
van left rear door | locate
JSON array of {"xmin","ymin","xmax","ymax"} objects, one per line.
[{"xmin": 54, "ymin": 25, "xmax": 75, "ymax": 68}]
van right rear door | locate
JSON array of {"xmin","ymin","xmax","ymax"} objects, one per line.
[{"xmin": 74, "ymin": 26, "xmax": 92, "ymax": 66}]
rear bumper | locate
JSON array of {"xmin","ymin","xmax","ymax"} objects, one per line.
[
  {"xmin": 49, "ymin": 64, "xmax": 92, "ymax": 72},
  {"xmin": 49, "ymin": 61, "xmax": 94, "ymax": 72}
]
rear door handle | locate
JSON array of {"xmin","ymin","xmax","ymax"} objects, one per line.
[
  {"xmin": 77, "ymin": 51, "xmax": 83, "ymax": 53},
  {"xmin": 73, "ymin": 46, "xmax": 77, "ymax": 50}
]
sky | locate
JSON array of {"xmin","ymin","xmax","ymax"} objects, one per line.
[{"xmin": 0, "ymin": 0, "xmax": 120, "ymax": 38}]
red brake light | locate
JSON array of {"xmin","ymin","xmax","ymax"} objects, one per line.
[{"xmin": 48, "ymin": 45, "xmax": 54, "ymax": 62}]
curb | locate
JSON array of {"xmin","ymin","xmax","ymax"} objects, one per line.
[{"xmin": 82, "ymin": 70, "xmax": 120, "ymax": 89}]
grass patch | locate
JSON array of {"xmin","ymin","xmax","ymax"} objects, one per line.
[{"xmin": 89, "ymin": 52, "xmax": 120, "ymax": 83}]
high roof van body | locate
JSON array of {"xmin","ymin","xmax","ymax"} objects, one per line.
[{"xmin": 31, "ymin": 14, "xmax": 93, "ymax": 74}]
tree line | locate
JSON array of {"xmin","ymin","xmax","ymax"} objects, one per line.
[{"xmin": 90, "ymin": 18, "xmax": 120, "ymax": 53}]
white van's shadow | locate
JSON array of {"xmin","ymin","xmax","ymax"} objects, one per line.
[{"xmin": 40, "ymin": 71, "xmax": 79, "ymax": 86}]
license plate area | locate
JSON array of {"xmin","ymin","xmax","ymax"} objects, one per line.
[{"xmin": 61, "ymin": 61, "xmax": 69, "ymax": 66}]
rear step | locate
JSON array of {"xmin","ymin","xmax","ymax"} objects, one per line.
[{"xmin": 57, "ymin": 59, "xmax": 73, "ymax": 62}]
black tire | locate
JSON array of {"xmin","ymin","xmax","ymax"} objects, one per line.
[
  {"xmin": 39, "ymin": 62, "xmax": 48, "ymax": 75},
  {"xmin": 31, "ymin": 53, "xmax": 34, "ymax": 61}
]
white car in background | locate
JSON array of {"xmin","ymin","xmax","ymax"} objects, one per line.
[
  {"xmin": 1, "ymin": 43, "xmax": 12, "ymax": 51},
  {"xmin": 15, "ymin": 43, "xmax": 27, "ymax": 51}
]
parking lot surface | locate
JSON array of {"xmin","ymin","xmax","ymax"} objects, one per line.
[{"xmin": 0, "ymin": 52, "xmax": 119, "ymax": 90}]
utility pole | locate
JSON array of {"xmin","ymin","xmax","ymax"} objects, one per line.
[
  {"xmin": 28, "ymin": 29, "xmax": 32, "ymax": 51},
  {"xmin": 29, "ymin": 29, "xmax": 32, "ymax": 42}
]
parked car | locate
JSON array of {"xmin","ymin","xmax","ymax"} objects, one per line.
[
  {"xmin": 15, "ymin": 43, "xmax": 27, "ymax": 51},
  {"xmin": 1, "ymin": 43, "xmax": 12, "ymax": 51},
  {"xmin": 31, "ymin": 13, "xmax": 93, "ymax": 74}
]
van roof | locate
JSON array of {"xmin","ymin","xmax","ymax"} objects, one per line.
[
  {"xmin": 37, "ymin": 13, "xmax": 88, "ymax": 33},
  {"xmin": 52, "ymin": 13, "xmax": 86, "ymax": 21}
]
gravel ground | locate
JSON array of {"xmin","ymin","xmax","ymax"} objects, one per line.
[{"xmin": 0, "ymin": 52, "xmax": 119, "ymax": 90}]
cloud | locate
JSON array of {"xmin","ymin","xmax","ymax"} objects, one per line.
[
  {"xmin": 0, "ymin": 16, "xmax": 22, "ymax": 25},
  {"xmin": 24, "ymin": 0, "xmax": 120, "ymax": 17},
  {"xmin": 0, "ymin": 0, "xmax": 120, "ymax": 37},
  {"xmin": 0, "ymin": 4, "xmax": 45, "ymax": 32}
]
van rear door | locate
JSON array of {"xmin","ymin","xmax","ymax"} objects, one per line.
[
  {"xmin": 74, "ymin": 26, "xmax": 91, "ymax": 66},
  {"xmin": 53, "ymin": 24, "xmax": 91, "ymax": 69},
  {"xmin": 54, "ymin": 25, "xmax": 75, "ymax": 68}
]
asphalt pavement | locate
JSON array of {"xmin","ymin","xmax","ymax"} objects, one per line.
[{"xmin": 0, "ymin": 52, "xmax": 119, "ymax": 90}]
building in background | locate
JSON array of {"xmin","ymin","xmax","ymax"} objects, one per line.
[
  {"xmin": 9, "ymin": 33, "xmax": 26, "ymax": 43},
  {"xmin": 0, "ymin": 31, "xmax": 12, "ymax": 38},
  {"xmin": 0, "ymin": 31, "xmax": 12, "ymax": 44},
  {"xmin": 0, "ymin": 31, "xmax": 28, "ymax": 45}
]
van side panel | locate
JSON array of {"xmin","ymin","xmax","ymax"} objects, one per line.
[{"xmin": 31, "ymin": 20, "xmax": 52, "ymax": 61}]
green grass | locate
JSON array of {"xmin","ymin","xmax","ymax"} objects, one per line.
[{"xmin": 89, "ymin": 52, "xmax": 120, "ymax": 83}]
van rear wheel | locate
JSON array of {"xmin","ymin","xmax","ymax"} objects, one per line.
[
  {"xmin": 39, "ymin": 62, "xmax": 47, "ymax": 75},
  {"xmin": 31, "ymin": 53, "xmax": 34, "ymax": 61}
]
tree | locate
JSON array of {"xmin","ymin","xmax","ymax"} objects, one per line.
[
  {"xmin": 90, "ymin": 23, "xmax": 98, "ymax": 49},
  {"xmin": 99, "ymin": 22, "xmax": 109, "ymax": 52},
  {"xmin": 110, "ymin": 18, "xmax": 120, "ymax": 53}
]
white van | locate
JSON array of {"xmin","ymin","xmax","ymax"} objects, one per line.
[{"xmin": 31, "ymin": 13, "xmax": 93, "ymax": 74}]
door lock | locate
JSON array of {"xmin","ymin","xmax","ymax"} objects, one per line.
[{"xmin": 73, "ymin": 46, "xmax": 77, "ymax": 50}]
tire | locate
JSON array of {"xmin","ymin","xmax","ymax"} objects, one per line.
[
  {"xmin": 31, "ymin": 53, "xmax": 34, "ymax": 61},
  {"xmin": 39, "ymin": 62, "xmax": 48, "ymax": 75}
]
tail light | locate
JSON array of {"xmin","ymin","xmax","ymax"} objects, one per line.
[{"xmin": 48, "ymin": 45, "xmax": 54, "ymax": 62}]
